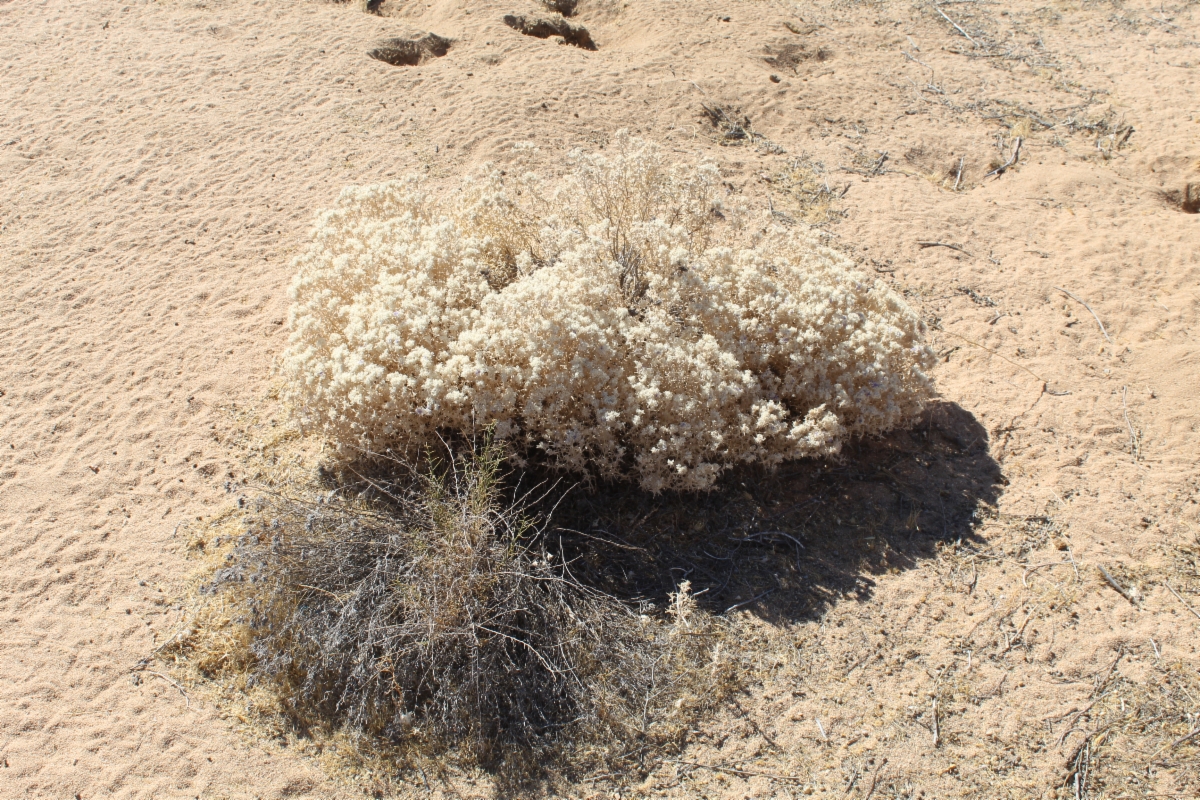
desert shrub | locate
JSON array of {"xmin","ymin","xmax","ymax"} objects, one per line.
[
  {"xmin": 187, "ymin": 439, "xmax": 732, "ymax": 775},
  {"xmin": 282, "ymin": 133, "xmax": 935, "ymax": 491}
]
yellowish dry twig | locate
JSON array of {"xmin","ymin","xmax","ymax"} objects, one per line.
[{"xmin": 1055, "ymin": 286, "xmax": 1113, "ymax": 343}]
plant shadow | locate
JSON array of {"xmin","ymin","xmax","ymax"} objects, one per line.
[
  {"xmin": 296, "ymin": 400, "xmax": 1001, "ymax": 795},
  {"xmin": 543, "ymin": 401, "xmax": 1002, "ymax": 624}
]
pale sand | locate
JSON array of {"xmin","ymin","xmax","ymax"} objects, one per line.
[{"xmin": 1, "ymin": 0, "xmax": 1198, "ymax": 796}]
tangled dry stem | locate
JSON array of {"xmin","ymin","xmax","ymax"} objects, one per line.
[{"xmin": 180, "ymin": 439, "xmax": 733, "ymax": 783}]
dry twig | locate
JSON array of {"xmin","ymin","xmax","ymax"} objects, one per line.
[
  {"xmin": 1168, "ymin": 726, "xmax": 1200, "ymax": 751},
  {"xmin": 932, "ymin": 697, "xmax": 941, "ymax": 747},
  {"xmin": 863, "ymin": 757, "xmax": 889, "ymax": 800},
  {"xmin": 936, "ymin": 328, "xmax": 1048, "ymax": 386},
  {"xmin": 1093, "ymin": 649, "xmax": 1125, "ymax": 696},
  {"xmin": 845, "ymin": 649, "xmax": 879, "ymax": 677},
  {"xmin": 917, "ymin": 241, "xmax": 974, "ymax": 257},
  {"xmin": 1054, "ymin": 286, "xmax": 1113, "ymax": 344},
  {"xmin": 985, "ymin": 137, "xmax": 1022, "ymax": 178},
  {"xmin": 903, "ymin": 50, "xmax": 933, "ymax": 71},
  {"xmin": 1023, "ymin": 561, "xmax": 1071, "ymax": 587},
  {"xmin": 1000, "ymin": 605, "xmax": 1041, "ymax": 655},
  {"xmin": 725, "ymin": 588, "xmax": 775, "ymax": 613},
  {"xmin": 1165, "ymin": 582, "xmax": 1200, "ymax": 621},
  {"xmin": 1098, "ymin": 564, "xmax": 1137, "ymax": 606},
  {"xmin": 1063, "ymin": 727, "xmax": 1110, "ymax": 797},
  {"xmin": 1121, "ymin": 386, "xmax": 1140, "ymax": 461},
  {"xmin": 131, "ymin": 664, "xmax": 190, "ymax": 708},
  {"xmin": 935, "ymin": 5, "xmax": 977, "ymax": 46},
  {"xmin": 664, "ymin": 759, "xmax": 804, "ymax": 783}
]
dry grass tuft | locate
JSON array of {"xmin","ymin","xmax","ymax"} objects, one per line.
[
  {"xmin": 1068, "ymin": 659, "xmax": 1200, "ymax": 797},
  {"xmin": 167, "ymin": 435, "xmax": 735, "ymax": 788},
  {"xmin": 770, "ymin": 156, "xmax": 848, "ymax": 224},
  {"xmin": 700, "ymin": 104, "xmax": 786, "ymax": 153}
]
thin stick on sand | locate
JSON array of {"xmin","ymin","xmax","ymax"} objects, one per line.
[
  {"xmin": 1121, "ymin": 386, "xmax": 1140, "ymax": 461},
  {"xmin": 1098, "ymin": 564, "xmax": 1137, "ymax": 606},
  {"xmin": 863, "ymin": 757, "xmax": 890, "ymax": 800},
  {"xmin": 917, "ymin": 241, "xmax": 973, "ymax": 256},
  {"xmin": 1165, "ymin": 582, "xmax": 1200, "ymax": 621},
  {"xmin": 937, "ymin": 329, "xmax": 1050, "ymax": 387},
  {"xmin": 664, "ymin": 759, "xmax": 804, "ymax": 783},
  {"xmin": 1054, "ymin": 286, "xmax": 1113, "ymax": 343},
  {"xmin": 935, "ymin": 5, "xmax": 977, "ymax": 46},
  {"xmin": 985, "ymin": 137, "xmax": 1022, "ymax": 178},
  {"xmin": 932, "ymin": 697, "xmax": 941, "ymax": 747},
  {"xmin": 132, "ymin": 667, "xmax": 191, "ymax": 708}
]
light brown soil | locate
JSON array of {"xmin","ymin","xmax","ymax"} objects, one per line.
[{"xmin": 1, "ymin": 0, "xmax": 1197, "ymax": 797}]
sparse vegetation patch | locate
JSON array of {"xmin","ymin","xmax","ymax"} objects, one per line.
[{"xmin": 175, "ymin": 438, "xmax": 734, "ymax": 783}]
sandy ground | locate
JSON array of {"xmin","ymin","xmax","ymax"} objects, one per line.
[{"xmin": 2, "ymin": 0, "xmax": 1199, "ymax": 797}]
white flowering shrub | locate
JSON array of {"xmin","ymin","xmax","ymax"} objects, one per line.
[{"xmin": 282, "ymin": 134, "xmax": 935, "ymax": 491}]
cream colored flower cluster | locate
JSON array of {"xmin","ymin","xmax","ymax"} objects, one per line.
[{"xmin": 282, "ymin": 134, "xmax": 935, "ymax": 491}]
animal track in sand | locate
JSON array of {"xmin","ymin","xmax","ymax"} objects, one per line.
[
  {"xmin": 503, "ymin": 14, "xmax": 597, "ymax": 50},
  {"xmin": 367, "ymin": 33, "xmax": 451, "ymax": 67}
]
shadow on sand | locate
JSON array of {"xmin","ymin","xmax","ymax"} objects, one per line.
[
  {"xmin": 545, "ymin": 401, "xmax": 1003, "ymax": 624},
  {"xmin": 294, "ymin": 400, "xmax": 1002, "ymax": 795}
]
